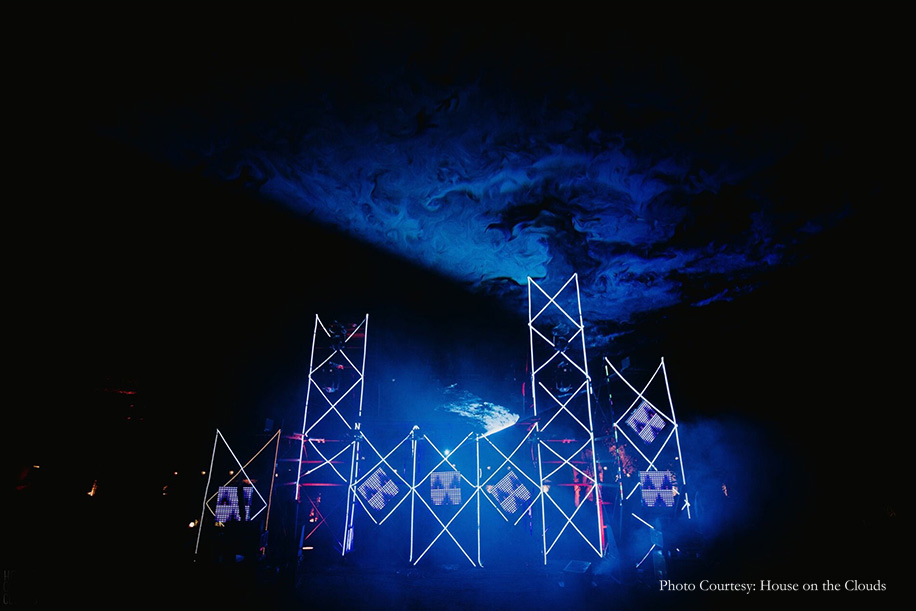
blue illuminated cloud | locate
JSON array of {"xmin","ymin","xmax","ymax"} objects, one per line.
[
  {"xmin": 439, "ymin": 384, "xmax": 519, "ymax": 436},
  {"xmin": 99, "ymin": 14, "xmax": 860, "ymax": 355}
]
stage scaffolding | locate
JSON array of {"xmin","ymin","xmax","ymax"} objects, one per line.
[
  {"xmin": 275, "ymin": 278, "xmax": 691, "ymax": 576},
  {"xmin": 604, "ymin": 356, "xmax": 690, "ymax": 575},
  {"xmin": 295, "ymin": 314, "xmax": 369, "ymax": 556},
  {"xmin": 293, "ymin": 312, "xmax": 485, "ymax": 566},
  {"xmin": 527, "ymin": 274, "xmax": 606, "ymax": 564},
  {"xmin": 290, "ymin": 275, "xmax": 610, "ymax": 568},
  {"xmin": 194, "ymin": 428, "xmax": 281, "ymax": 560}
]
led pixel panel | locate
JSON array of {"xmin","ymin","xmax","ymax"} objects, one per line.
[
  {"xmin": 430, "ymin": 471, "xmax": 461, "ymax": 506},
  {"xmin": 627, "ymin": 401, "xmax": 666, "ymax": 443},
  {"xmin": 640, "ymin": 471, "xmax": 675, "ymax": 508},
  {"xmin": 358, "ymin": 468, "xmax": 399, "ymax": 511},
  {"xmin": 215, "ymin": 486, "xmax": 253, "ymax": 523},
  {"xmin": 488, "ymin": 470, "xmax": 532, "ymax": 514}
]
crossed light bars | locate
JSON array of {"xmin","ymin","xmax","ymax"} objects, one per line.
[
  {"xmin": 295, "ymin": 311, "xmax": 542, "ymax": 566},
  {"xmin": 352, "ymin": 426, "xmax": 545, "ymax": 567},
  {"xmin": 605, "ymin": 356, "xmax": 690, "ymax": 567},
  {"xmin": 358, "ymin": 467, "xmax": 400, "ymax": 511},
  {"xmin": 350, "ymin": 429, "xmax": 413, "ymax": 528},
  {"xmin": 478, "ymin": 426, "xmax": 539, "ymax": 527},
  {"xmin": 195, "ymin": 428, "xmax": 281, "ymax": 557},
  {"xmin": 295, "ymin": 315, "xmax": 480, "ymax": 562},
  {"xmin": 349, "ymin": 431, "xmax": 476, "ymax": 565},
  {"xmin": 297, "ymin": 275, "xmax": 613, "ymax": 566},
  {"xmin": 296, "ymin": 314, "xmax": 369, "ymax": 554},
  {"xmin": 350, "ymin": 428, "xmax": 480, "ymax": 566},
  {"xmin": 408, "ymin": 432, "xmax": 480, "ymax": 566},
  {"xmin": 296, "ymin": 313, "xmax": 482, "ymax": 564},
  {"xmin": 528, "ymin": 274, "xmax": 605, "ymax": 564}
]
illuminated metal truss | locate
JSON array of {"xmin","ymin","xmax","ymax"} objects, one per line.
[
  {"xmin": 195, "ymin": 428, "xmax": 281, "ymax": 557},
  {"xmin": 604, "ymin": 357, "xmax": 690, "ymax": 568},
  {"xmin": 289, "ymin": 283, "xmax": 624, "ymax": 567},
  {"xmin": 199, "ymin": 285, "xmax": 690, "ymax": 583},
  {"xmin": 345, "ymin": 425, "xmax": 526, "ymax": 568},
  {"xmin": 475, "ymin": 423, "xmax": 541, "ymax": 567},
  {"xmin": 477, "ymin": 426, "xmax": 539, "ymax": 526},
  {"xmin": 326, "ymin": 425, "xmax": 481, "ymax": 566},
  {"xmin": 348, "ymin": 426, "xmax": 537, "ymax": 568},
  {"xmin": 295, "ymin": 314, "xmax": 483, "ymax": 564},
  {"xmin": 295, "ymin": 314, "xmax": 369, "ymax": 555},
  {"xmin": 349, "ymin": 429, "xmax": 413, "ymax": 527},
  {"xmin": 527, "ymin": 274, "xmax": 605, "ymax": 564},
  {"xmin": 408, "ymin": 431, "xmax": 481, "ymax": 566}
]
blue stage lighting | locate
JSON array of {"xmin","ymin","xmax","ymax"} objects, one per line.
[
  {"xmin": 358, "ymin": 468, "xmax": 399, "ymax": 511},
  {"xmin": 627, "ymin": 401, "xmax": 666, "ymax": 443},
  {"xmin": 640, "ymin": 471, "xmax": 676, "ymax": 508},
  {"xmin": 431, "ymin": 471, "xmax": 461, "ymax": 506}
]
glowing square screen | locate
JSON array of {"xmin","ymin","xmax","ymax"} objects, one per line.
[
  {"xmin": 488, "ymin": 470, "xmax": 532, "ymax": 514},
  {"xmin": 640, "ymin": 470, "xmax": 676, "ymax": 508},
  {"xmin": 215, "ymin": 486, "xmax": 253, "ymax": 522},
  {"xmin": 358, "ymin": 468, "xmax": 399, "ymax": 511},
  {"xmin": 431, "ymin": 471, "xmax": 461, "ymax": 506},
  {"xmin": 627, "ymin": 401, "xmax": 666, "ymax": 443}
]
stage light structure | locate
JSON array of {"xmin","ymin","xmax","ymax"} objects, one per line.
[
  {"xmin": 350, "ymin": 429, "xmax": 414, "ymax": 522},
  {"xmin": 296, "ymin": 314, "xmax": 370, "ymax": 556},
  {"xmin": 430, "ymin": 471, "xmax": 461, "ymax": 506},
  {"xmin": 554, "ymin": 359, "xmax": 577, "ymax": 394},
  {"xmin": 639, "ymin": 471, "xmax": 676, "ymax": 508},
  {"xmin": 357, "ymin": 467, "xmax": 400, "ymax": 511},
  {"xmin": 477, "ymin": 426, "xmax": 540, "ymax": 535},
  {"xmin": 487, "ymin": 470, "xmax": 532, "ymax": 514},
  {"xmin": 609, "ymin": 358, "xmax": 689, "ymax": 517},
  {"xmin": 606, "ymin": 357, "xmax": 691, "ymax": 571},
  {"xmin": 195, "ymin": 429, "xmax": 281, "ymax": 558},
  {"xmin": 627, "ymin": 401, "xmax": 666, "ymax": 444},
  {"xmin": 215, "ymin": 485, "xmax": 253, "ymax": 522},
  {"xmin": 527, "ymin": 274, "xmax": 606, "ymax": 564},
  {"xmin": 328, "ymin": 321, "xmax": 347, "ymax": 352},
  {"xmin": 316, "ymin": 361, "xmax": 344, "ymax": 393},
  {"xmin": 409, "ymin": 432, "xmax": 479, "ymax": 567}
]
